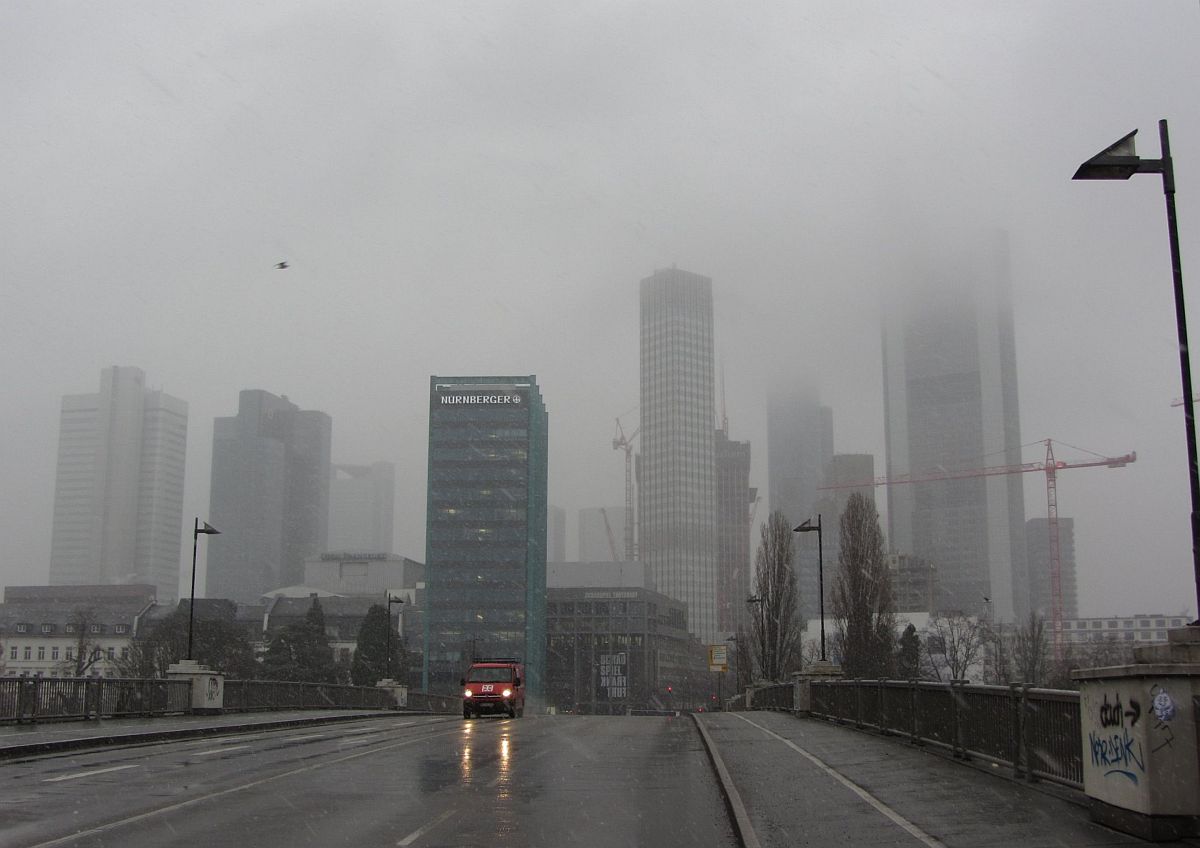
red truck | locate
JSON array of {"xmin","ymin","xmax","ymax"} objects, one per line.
[{"xmin": 461, "ymin": 658, "xmax": 525, "ymax": 719}]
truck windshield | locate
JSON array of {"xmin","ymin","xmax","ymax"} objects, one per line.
[{"xmin": 467, "ymin": 668, "xmax": 513, "ymax": 683}]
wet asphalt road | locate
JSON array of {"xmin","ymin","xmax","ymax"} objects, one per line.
[{"xmin": 0, "ymin": 714, "xmax": 736, "ymax": 848}]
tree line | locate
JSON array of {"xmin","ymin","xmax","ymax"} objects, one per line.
[{"xmin": 747, "ymin": 494, "xmax": 1124, "ymax": 689}]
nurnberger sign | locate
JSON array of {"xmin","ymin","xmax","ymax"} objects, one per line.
[{"xmin": 438, "ymin": 393, "xmax": 522, "ymax": 405}]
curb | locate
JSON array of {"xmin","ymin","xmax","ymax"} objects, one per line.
[
  {"xmin": 691, "ymin": 713, "xmax": 762, "ymax": 848},
  {"xmin": 0, "ymin": 711, "xmax": 457, "ymax": 760}
]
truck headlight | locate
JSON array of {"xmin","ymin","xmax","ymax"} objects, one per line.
[
  {"xmin": 464, "ymin": 690, "xmax": 473, "ymax": 698},
  {"xmin": 502, "ymin": 689, "xmax": 513, "ymax": 698}
]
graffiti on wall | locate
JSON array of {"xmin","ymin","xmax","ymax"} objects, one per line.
[{"xmin": 1089, "ymin": 692, "xmax": 1144, "ymax": 785}]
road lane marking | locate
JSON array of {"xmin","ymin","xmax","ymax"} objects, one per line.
[
  {"xmin": 24, "ymin": 725, "xmax": 465, "ymax": 848},
  {"xmin": 191, "ymin": 745, "xmax": 250, "ymax": 757},
  {"xmin": 338, "ymin": 735, "xmax": 382, "ymax": 747},
  {"xmin": 43, "ymin": 765, "xmax": 140, "ymax": 783},
  {"xmin": 287, "ymin": 734, "xmax": 327, "ymax": 742},
  {"xmin": 733, "ymin": 714, "xmax": 946, "ymax": 848},
  {"xmin": 397, "ymin": 808, "xmax": 456, "ymax": 846}
]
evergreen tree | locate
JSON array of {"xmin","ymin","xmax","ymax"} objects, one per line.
[
  {"xmin": 350, "ymin": 604, "xmax": 406, "ymax": 685},
  {"xmin": 261, "ymin": 597, "xmax": 336, "ymax": 682},
  {"xmin": 897, "ymin": 623, "xmax": 921, "ymax": 679}
]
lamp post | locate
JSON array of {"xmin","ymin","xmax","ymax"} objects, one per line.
[
  {"xmin": 794, "ymin": 516, "xmax": 826, "ymax": 661},
  {"xmin": 188, "ymin": 518, "xmax": 220, "ymax": 661},
  {"xmin": 384, "ymin": 594, "xmax": 405, "ymax": 680},
  {"xmin": 1074, "ymin": 120, "xmax": 1200, "ymax": 623}
]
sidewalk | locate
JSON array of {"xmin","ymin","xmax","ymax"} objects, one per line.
[
  {"xmin": 700, "ymin": 711, "xmax": 1200, "ymax": 847},
  {"xmin": 0, "ymin": 709, "xmax": 441, "ymax": 759}
]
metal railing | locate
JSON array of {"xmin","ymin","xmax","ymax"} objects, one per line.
[
  {"xmin": 222, "ymin": 680, "xmax": 396, "ymax": 712},
  {"xmin": 743, "ymin": 678, "xmax": 1083, "ymax": 790},
  {"xmin": 405, "ymin": 691, "xmax": 460, "ymax": 713},
  {"xmin": 0, "ymin": 677, "xmax": 191, "ymax": 723}
]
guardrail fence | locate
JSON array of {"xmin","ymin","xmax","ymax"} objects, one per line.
[
  {"xmin": 748, "ymin": 678, "xmax": 1082, "ymax": 789},
  {"xmin": 1, "ymin": 676, "xmax": 457, "ymax": 723}
]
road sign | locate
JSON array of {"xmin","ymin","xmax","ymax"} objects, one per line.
[{"xmin": 708, "ymin": 644, "xmax": 728, "ymax": 673}]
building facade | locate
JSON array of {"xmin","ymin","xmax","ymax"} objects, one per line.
[
  {"xmin": 1026, "ymin": 517, "xmax": 1077, "ymax": 621},
  {"xmin": 639, "ymin": 268, "xmax": 718, "ymax": 643},
  {"xmin": 766, "ymin": 380, "xmax": 833, "ymax": 530},
  {"xmin": 423, "ymin": 376, "xmax": 548, "ymax": 696},
  {"xmin": 1062, "ymin": 614, "xmax": 1187, "ymax": 645},
  {"xmin": 882, "ymin": 233, "xmax": 1028, "ymax": 621},
  {"xmin": 715, "ymin": 429, "xmax": 752, "ymax": 637},
  {"xmin": 207, "ymin": 390, "xmax": 332, "ymax": 603},
  {"xmin": 328, "ymin": 462, "xmax": 395, "ymax": 554},
  {"xmin": 49, "ymin": 366, "xmax": 187, "ymax": 601}
]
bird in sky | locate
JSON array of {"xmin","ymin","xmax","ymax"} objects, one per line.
[{"xmin": 274, "ymin": 261, "xmax": 289, "ymax": 270}]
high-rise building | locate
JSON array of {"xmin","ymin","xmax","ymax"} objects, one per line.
[
  {"xmin": 639, "ymin": 268, "xmax": 718, "ymax": 643},
  {"xmin": 882, "ymin": 233, "xmax": 1027, "ymax": 621},
  {"xmin": 810, "ymin": 454, "xmax": 876, "ymax": 621},
  {"xmin": 207, "ymin": 390, "xmax": 331, "ymax": 602},
  {"xmin": 1026, "ymin": 517, "xmax": 1077, "ymax": 621},
  {"xmin": 766, "ymin": 380, "xmax": 833, "ymax": 529},
  {"xmin": 578, "ymin": 507, "xmax": 626, "ymax": 562},
  {"xmin": 715, "ymin": 428, "xmax": 752, "ymax": 636},
  {"xmin": 548, "ymin": 505, "xmax": 567, "ymax": 562},
  {"xmin": 49, "ymin": 366, "xmax": 187, "ymax": 601},
  {"xmin": 328, "ymin": 462, "xmax": 395, "ymax": 553},
  {"xmin": 423, "ymin": 376, "xmax": 548, "ymax": 696}
]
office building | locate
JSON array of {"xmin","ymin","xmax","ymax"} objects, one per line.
[
  {"xmin": 49, "ymin": 367, "xmax": 187, "ymax": 601},
  {"xmin": 715, "ymin": 428, "xmax": 752, "ymax": 636},
  {"xmin": 207, "ymin": 390, "xmax": 332, "ymax": 603},
  {"xmin": 882, "ymin": 233, "xmax": 1028, "ymax": 621},
  {"xmin": 1026, "ymin": 517, "xmax": 1078, "ymax": 621},
  {"xmin": 766, "ymin": 380, "xmax": 833, "ymax": 529},
  {"xmin": 578, "ymin": 507, "xmax": 627, "ymax": 562},
  {"xmin": 423, "ymin": 376, "xmax": 548, "ymax": 696},
  {"xmin": 885, "ymin": 552, "xmax": 937, "ymax": 613},
  {"xmin": 639, "ymin": 268, "xmax": 718, "ymax": 643},
  {"xmin": 328, "ymin": 462, "xmax": 395, "ymax": 553}
]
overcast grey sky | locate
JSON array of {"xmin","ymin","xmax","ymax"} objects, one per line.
[{"xmin": 2, "ymin": 2, "xmax": 1198, "ymax": 617}]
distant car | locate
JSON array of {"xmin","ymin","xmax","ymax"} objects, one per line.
[{"xmin": 461, "ymin": 658, "xmax": 525, "ymax": 719}]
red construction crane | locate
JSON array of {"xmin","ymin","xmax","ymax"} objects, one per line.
[
  {"xmin": 819, "ymin": 438, "xmax": 1136, "ymax": 661},
  {"xmin": 612, "ymin": 418, "xmax": 640, "ymax": 561}
]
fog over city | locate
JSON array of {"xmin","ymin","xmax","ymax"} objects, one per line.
[{"xmin": 2, "ymin": 2, "xmax": 1198, "ymax": 617}]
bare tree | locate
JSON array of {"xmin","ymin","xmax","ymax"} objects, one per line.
[
  {"xmin": 831, "ymin": 493, "xmax": 896, "ymax": 678},
  {"xmin": 1013, "ymin": 612, "xmax": 1048, "ymax": 685},
  {"xmin": 59, "ymin": 608, "xmax": 103, "ymax": 677},
  {"xmin": 924, "ymin": 612, "xmax": 985, "ymax": 682},
  {"xmin": 749, "ymin": 510, "xmax": 800, "ymax": 682},
  {"xmin": 983, "ymin": 623, "xmax": 1013, "ymax": 685}
]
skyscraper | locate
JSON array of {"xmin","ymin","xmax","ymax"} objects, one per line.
[
  {"xmin": 639, "ymin": 267, "xmax": 718, "ymax": 643},
  {"xmin": 328, "ymin": 462, "xmax": 395, "ymax": 553},
  {"xmin": 882, "ymin": 233, "xmax": 1027, "ymax": 621},
  {"xmin": 766, "ymin": 380, "xmax": 834, "ymax": 622},
  {"xmin": 207, "ymin": 390, "xmax": 331, "ymax": 602},
  {"xmin": 423, "ymin": 376, "xmax": 547, "ymax": 696},
  {"xmin": 715, "ymin": 428, "xmax": 752, "ymax": 636},
  {"xmin": 1027, "ymin": 517, "xmax": 1077, "ymax": 620},
  {"xmin": 49, "ymin": 366, "xmax": 187, "ymax": 601}
]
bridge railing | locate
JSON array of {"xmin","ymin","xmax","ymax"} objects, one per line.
[
  {"xmin": 222, "ymin": 680, "xmax": 396, "ymax": 712},
  {"xmin": 747, "ymin": 678, "xmax": 1082, "ymax": 789},
  {"xmin": 0, "ymin": 677, "xmax": 192, "ymax": 722}
]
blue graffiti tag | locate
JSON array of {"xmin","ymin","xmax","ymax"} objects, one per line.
[{"xmin": 1089, "ymin": 729, "xmax": 1144, "ymax": 785}]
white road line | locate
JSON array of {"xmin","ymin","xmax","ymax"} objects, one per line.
[
  {"xmin": 191, "ymin": 745, "xmax": 250, "ymax": 757},
  {"xmin": 43, "ymin": 764, "xmax": 140, "ymax": 783},
  {"xmin": 338, "ymin": 735, "xmax": 382, "ymax": 747},
  {"xmin": 397, "ymin": 808, "xmax": 456, "ymax": 846},
  {"xmin": 286, "ymin": 734, "xmax": 327, "ymax": 742},
  {"xmin": 733, "ymin": 714, "xmax": 946, "ymax": 848},
  {"xmin": 341, "ymin": 727, "xmax": 382, "ymax": 735},
  {"xmin": 24, "ymin": 725, "xmax": 465, "ymax": 848}
]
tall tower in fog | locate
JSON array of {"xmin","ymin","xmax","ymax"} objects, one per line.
[
  {"xmin": 328, "ymin": 462, "xmax": 395, "ymax": 553},
  {"xmin": 49, "ymin": 366, "xmax": 188, "ymax": 601},
  {"xmin": 639, "ymin": 268, "xmax": 718, "ymax": 642},
  {"xmin": 207, "ymin": 390, "xmax": 331, "ymax": 602},
  {"xmin": 882, "ymin": 232, "xmax": 1027, "ymax": 621}
]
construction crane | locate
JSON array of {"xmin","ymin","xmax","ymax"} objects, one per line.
[
  {"xmin": 612, "ymin": 418, "xmax": 640, "ymax": 561},
  {"xmin": 818, "ymin": 438, "xmax": 1136, "ymax": 661},
  {"xmin": 599, "ymin": 507, "xmax": 622, "ymax": 562}
]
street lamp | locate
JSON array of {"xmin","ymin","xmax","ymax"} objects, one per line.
[
  {"xmin": 1074, "ymin": 120, "xmax": 1200, "ymax": 623},
  {"xmin": 385, "ymin": 594, "xmax": 405, "ymax": 680},
  {"xmin": 794, "ymin": 516, "xmax": 826, "ymax": 661},
  {"xmin": 188, "ymin": 518, "xmax": 220, "ymax": 661}
]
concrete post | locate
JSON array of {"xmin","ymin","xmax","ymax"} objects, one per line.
[
  {"xmin": 791, "ymin": 660, "xmax": 843, "ymax": 715},
  {"xmin": 1074, "ymin": 626, "xmax": 1200, "ymax": 841},
  {"xmin": 167, "ymin": 659, "xmax": 224, "ymax": 715},
  {"xmin": 376, "ymin": 678, "xmax": 408, "ymax": 709}
]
